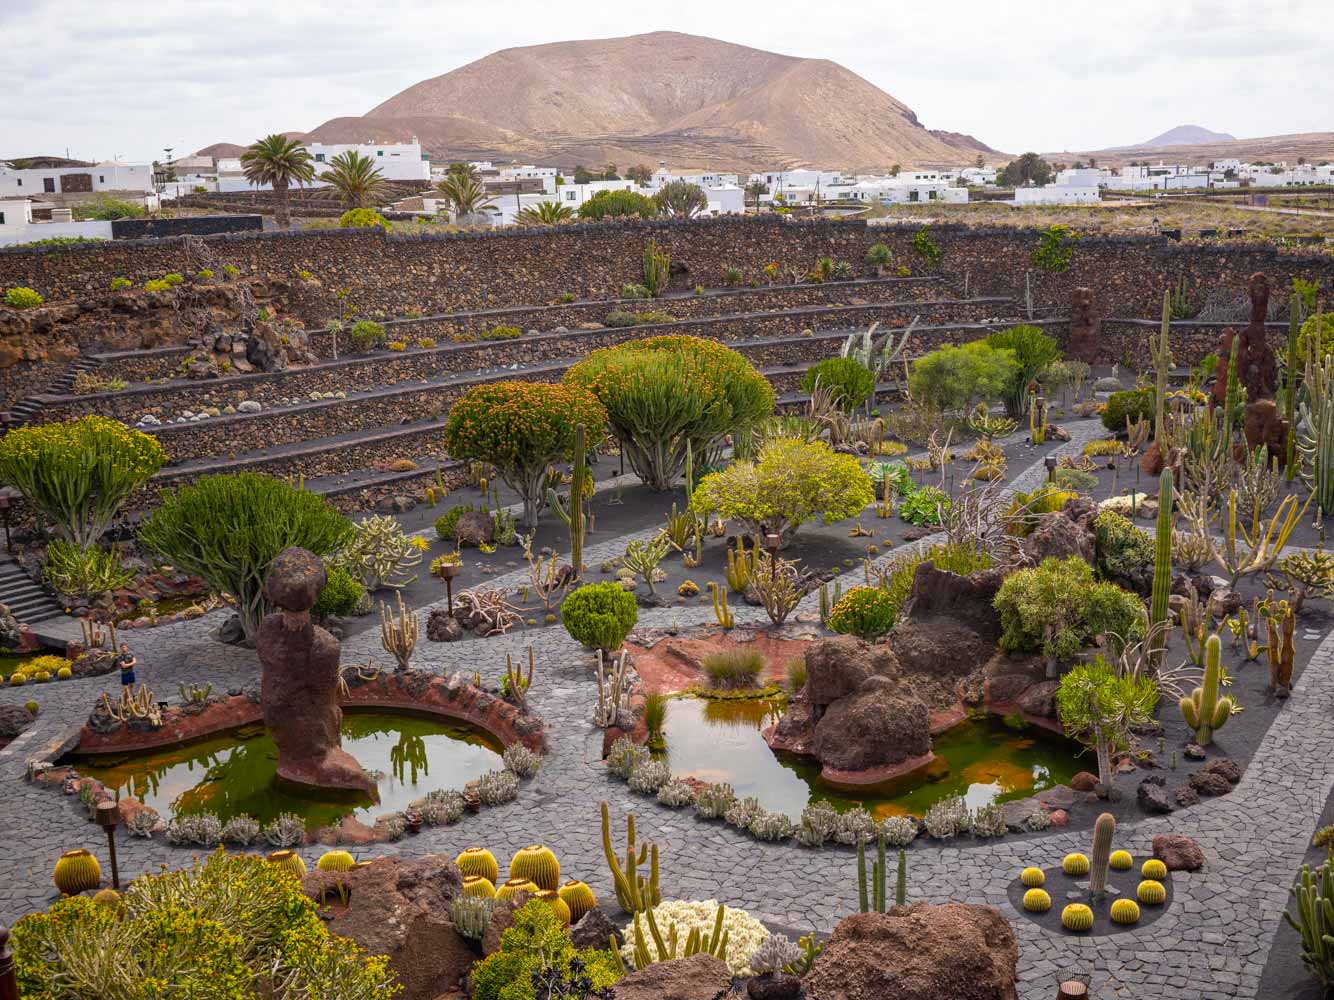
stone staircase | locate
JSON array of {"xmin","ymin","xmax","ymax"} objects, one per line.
[
  {"xmin": 5, "ymin": 356, "xmax": 102, "ymax": 428},
  {"xmin": 0, "ymin": 553, "xmax": 64, "ymax": 625}
]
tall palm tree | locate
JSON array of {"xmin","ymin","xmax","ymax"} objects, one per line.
[
  {"xmin": 446, "ymin": 161, "xmax": 480, "ymax": 183},
  {"xmin": 437, "ymin": 173, "xmax": 495, "ymax": 219},
  {"xmin": 515, "ymin": 200, "xmax": 574, "ymax": 226},
  {"xmin": 322, "ymin": 150, "xmax": 385, "ymax": 210},
  {"xmin": 240, "ymin": 135, "xmax": 315, "ymax": 229}
]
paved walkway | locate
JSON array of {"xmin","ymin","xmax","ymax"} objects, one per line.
[{"xmin": 0, "ymin": 418, "xmax": 1325, "ymax": 999}]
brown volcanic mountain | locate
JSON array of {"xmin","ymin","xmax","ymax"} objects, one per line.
[
  {"xmin": 301, "ymin": 32, "xmax": 1002, "ymax": 171},
  {"xmin": 1044, "ymin": 131, "xmax": 1334, "ymax": 169}
]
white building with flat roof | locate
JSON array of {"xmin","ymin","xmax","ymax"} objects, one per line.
[{"xmin": 0, "ymin": 161, "xmax": 152, "ymax": 198}]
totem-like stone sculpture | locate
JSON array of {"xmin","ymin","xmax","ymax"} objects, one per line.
[
  {"xmin": 258, "ymin": 547, "xmax": 375, "ymax": 795},
  {"xmin": 1210, "ymin": 272, "xmax": 1286, "ymax": 457},
  {"xmin": 1067, "ymin": 287, "xmax": 1101, "ymax": 362}
]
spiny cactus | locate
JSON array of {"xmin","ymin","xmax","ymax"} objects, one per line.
[
  {"xmin": 724, "ymin": 548, "xmax": 755, "ymax": 594},
  {"xmin": 1063, "ymin": 853, "xmax": 1090, "ymax": 876},
  {"xmin": 1109, "ymin": 850, "xmax": 1133, "ymax": 871},
  {"xmin": 1061, "ymin": 903, "xmax": 1093, "ymax": 931},
  {"xmin": 456, "ymin": 847, "xmax": 500, "ymax": 884},
  {"xmin": 856, "ymin": 830, "xmax": 889, "ymax": 912},
  {"xmin": 1264, "ymin": 598, "xmax": 1296, "ymax": 696},
  {"xmin": 1138, "ymin": 879, "xmax": 1167, "ymax": 904},
  {"xmin": 510, "ymin": 845, "xmax": 562, "ymax": 890},
  {"xmin": 1089, "ymin": 812, "xmax": 1116, "ymax": 894},
  {"xmin": 559, "ymin": 879, "xmax": 597, "ymax": 923},
  {"xmin": 1285, "ymin": 292, "xmax": 1304, "ymax": 480},
  {"xmin": 594, "ymin": 648, "xmax": 630, "ymax": 728},
  {"xmin": 1110, "ymin": 899, "xmax": 1141, "ymax": 924},
  {"xmin": 317, "ymin": 850, "xmax": 356, "ymax": 873},
  {"xmin": 1023, "ymin": 888, "xmax": 1052, "ymax": 912},
  {"xmin": 1150, "ymin": 468, "xmax": 1174, "ymax": 666},
  {"xmin": 462, "ymin": 875, "xmax": 496, "ymax": 898},
  {"xmin": 622, "ymin": 901, "xmax": 729, "ymax": 974},
  {"xmin": 708, "ymin": 581, "xmax": 735, "ymax": 628},
  {"xmin": 1020, "ymin": 867, "xmax": 1045, "ymax": 888},
  {"xmin": 450, "ymin": 894, "xmax": 496, "ymax": 940},
  {"xmin": 1153, "ymin": 289, "xmax": 1174, "ymax": 453},
  {"xmin": 379, "ymin": 592, "xmax": 418, "ymax": 671},
  {"xmin": 53, "ymin": 849, "xmax": 101, "ymax": 896},
  {"xmin": 267, "ymin": 849, "xmax": 307, "ymax": 878},
  {"xmin": 1180, "ymin": 633, "xmax": 1236, "ymax": 745},
  {"xmin": 643, "ymin": 239, "xmax": 670, "ymax": 297},
  {"xmin": 601, "ymin": 800, "xmax": 661, "ymax": 915},
  {"xmin": 1142, "ymin": 858, "xmax": 1168, "ymax": 881}
]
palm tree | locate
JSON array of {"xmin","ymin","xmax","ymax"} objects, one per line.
[
  {"xmin": 322, "ymin": 150, "xmax": 385, "ymax": 210},
  {"xmin": 437, "ymin": 172, "xmax": 495, "ymax": 219},
  {"xmin": 515, "ymin": 200, "xmax": 575, "ymax": 226},
  {"xmin": 240, "ymin": 135, "xmax": 315, "ymax": 229},
  {"xmin": 446, "ymin": 161, "xmax": 480, "ymax": 183}
]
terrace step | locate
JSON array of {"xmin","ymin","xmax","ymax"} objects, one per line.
[
  {"xmin": 0, "ymin": 554, "xmax": 65, "ymax": 625},
  {"xmin": 2, "ymin": 356, "xmax": 103, "ymax": 429}
]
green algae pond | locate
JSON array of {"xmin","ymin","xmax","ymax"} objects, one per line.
[
  {"xmin": 660, "ymin": 696, "xmax": 1084, "ymax": 819},
  {"xmin": 69, "ymin": 712, "xmax": 504, "ymax": 829}
]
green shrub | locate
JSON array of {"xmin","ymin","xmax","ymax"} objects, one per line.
[
  {"xmin": 868, "ymin": 461, "xmax": 916, "ymax": 497},
  {"xmin": 802, "ymin": 357, "xmax": 876, "ymax": 411},
  {"xmin": 1093, "ymin": 510, "xmax": 1154, "ymax": 582},
  {"xmin": 471, "ymin": 900, "xmax": 619, "ymax": 1000},
  {"xmin": 702, "ymin": 647, "xmax": 765, "ymax": 688},
  {"xmin": 1101, "ymin": 387, "xmax": 1155, "ymax": 433},
  {"xmin": 75, "ymin": 197, "xmax": 143, "ymax": 221},
  {"xmin": 561, "ymin": 581, "xmax": 638, "ymax": 651},
  {"xmin": 604, "ymin": 309, "xmax": 673, "ymax": 327},
  {"xmin": 339, "ymin": 208, "xmax": 390, "ymax": 230},
  {"xmin": 566, "ymin": 335, "xmax": 774, "ymax": 491},
  {"xmin": 866, "ymin": 243, "xmax": 892, "ymax": 266},
  {"xmin": 12, "ymin": 851, "xmax": 397, "ymax": 1000},
  {"xmin": 434, "ymin": 503, "xmax": 475, "ymax": 541},
  {"xmin": 196, "ymin": 269, "xmax": 215, "ymax": 280},
  {"xmin": 994, "ymin": 556, "xmax": 1145, "ymax": 663},
  {"xmin": 143, "ymin": 279, "xmax": 171, "ymax": 293},
  {"xmin": 899, "ymin": 485, "xmax": 951, "ymax": 526},
  {"xmin": 1054, "ymin": 467, "xmax": 1098, "ymax": 492},
  {"xmin": 0, "ymin": 416, "xmax": 165, "ymax": 546},
  {"xmin": 348, "ymin": 320, "xmax": 386, "ymax": 351},
  {"xmin": 42, "ymin": 540, "xmax": 133, "ymax": 598},
  {"xmin": 1004, "ymin": 484, "xmax": 1077, "ymax": 536},
  {"xmin": 1032, "ymin": 225, "xmax": 1078, "ymax": 272},
  {"xmin": 138, "ymin": 473, "xmax": 353, "ymax": 642},
  {"xmin": 481, "ymin": 325, "xmax": 521, "ymax": 340},
  {"xmin": 312, "ymin": 566, "xmax": 363, "ymax": 618},
  {"xmin": 827, "ymin": 586, "xmax": 898, "ymax": 640},
  {"xmin": 1301, "ymin": 312, "xmax": 1334, "ymax": 361},
  {"xmin": 725, "ymin": 267, "xmax": 743, "ymax": 285},
  {"xmin": 926, "ymin": 540, "xmax": 993, "ymax": 575},
  {"xmin": 621, "ymin": 282, "xmax": 651, "ymax": 299},
  {"xmin": 444, "ymin": 382, "xmax": 606, "ymax": 529},
  {"xmin": 3, "ymin": 287, "xmax": 43, "ymax": 309},
  {"xmin": 162, "ymin": 273, "xmax": 185, "ymax": 287},
  {"xmin": 109, "ymin": 277, "xmax": 132, "ymax": 291},
  {"xmin": 575, "ymin": 189, "xmax": 659, "ymax": 220},
  {"xmin": 986, "ymin": 325, "xmax": 1062, "ymax": 417},
  {"xmin": 913, "ymin": 226, "xmax": 942, "ymax": 268},
  {"xmin": 909, "ymin": 341, "xmax": 1017, "ymax": 413},
  {"xmin": 690, "ymin": 438, "xmax": 873, "ymax": 546}
]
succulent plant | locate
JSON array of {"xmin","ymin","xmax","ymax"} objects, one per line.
[
  {"xmin": 1020, "ymin": 867, "xmax": 1045, "ymax": 888},
  {"xmin": 656, "ymin": 779, "xmax": 697, "ymax": 808},
  {"xmin": 166, "ymin": 812, "xmax": 222, "ymax": 847},
  {"xmin": 834, "ymin": 807, "xmax": 879, "ymax": 845},
  {"xmin": 748, "ymin": 933, "xmax": 803, "ymax": 974},
  {"xmin": 496, "ymin": 877, "xmax": 538, "ymax": 902},
  {"xmin": 125, "ymin": 807, "xmax": 160, "ymax": 838},
  {"xmin": 535, "ymin": 888, "xmax": 572, "ymax": 926},
  {"xmin": 724, "ymin": 795, "xmax": 763, "ymax": 830},
  {"xmin": 53, "ymin": 849, "xmax": 101, "ymax": 895},
  {"xmin": 693, "ymin": 782, "xmax": 737, "ymax": 820},
  {"xmin": 748, "ymin": 810, "xmax": 796, "ymax": 842},
  {"xmin": 457, "ymin": 848, "xmax": 500, "ymax": 884},
  {"xmin": 879, "ymin": 815, "xmax": 918, "ymax": 848},
  {"xmin": 1063, "ymin": 853, "xmax": 1091, "ymax": 876},
  {"xmin": 558, "ymin": 879, "xmax": 597, "ymax": 923},
  {"xmin": 1109, "ymin": 850, "xmax": 1133, "ymax": 871},
  {"xmin": 1137, "ymin": 879, "xmax": 1167, "ymax": 904},
  {"xmin": 1110, "ymin": 899, "xmax": 1141, "ymax": 924},
  {"xmin": 1022, "ymin": 888, "xmax": 1052, "ymax": 913},
  {"xmin": 502, "ymin": 744, "xmax": 541, "ymax": 779},
  {"xmin": 627, "ymin": 760, "xmax": 672, "ymax": 795},
  {"xmin": 477, "ymin": 769, "xmax": 520, "ymax": 805},
  {"xmin": 797, "ymin": 801, "xmax": 840, "ymax": 847},
  {"xmin": 1141, "ymin": 859, "xmax": 1168, "ymax": 881},
  {"xmin": 510, "ymin": 845, "xmax": 561, "ymax": 890},
  {"xmin": 267, "ymin": 849, "xmax": 307, "ymax": 878},
  {"xmin": 462, "ymin": 875, "xmax": 496, "ymax": 898},
  {"xmin": 220, "ymin": 815, "xmax": 261, "ymax": 846},
  {"xmin": 971, "ymin": 803, "xmax": 1006, "ymax": 838},
  {"xmin": 449, "ymin": 894, "xmax": 496, "ymax": 940},
  {"xmin": 1061, "ymin": 903, "xmax": 1094, "ymax": 931},
  {"xmin": 1089, "ymin": 813, "xmax": 1116, "ymax": 894},
  {"xmin": 263, "ymin": 812, "xmax": 306, "ymax": 847},
  {"xmin": 316, "ymin": 850, "xmax": 356, "ymax": 873},
  {"xmin": 923, "ymin": 796, "xmax": 972, "ymax": 840}
]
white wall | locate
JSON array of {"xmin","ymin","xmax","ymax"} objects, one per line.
[
  {"xmin": 0, "ymin": 217, "xmax": 113, "ymax": 245},
  {"xmin": 1014, "ymin": 185, "xmax": 1101, "ymax": 205},
  {"xmin": 308, "ymin": 142, "xmax": 430, "ymax": 181},
  {"xmin": 0, "ymin": 162, "xmax": 152, "ymax": 197}
]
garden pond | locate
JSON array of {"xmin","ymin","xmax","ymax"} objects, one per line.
[
  {"xmin": 661, "ymin": 697, "xmax": 1086, "ymax": 818},
  {"xmin": 68, "ymin": 711, "xmax": 504, "ymax": 829}
]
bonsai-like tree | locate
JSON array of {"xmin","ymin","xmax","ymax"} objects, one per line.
[
  {"xmin": 656, "ymin": 181, "xmax": 708, "ymax": 218},
  {"xmin": 322, "ymin": 150, "xmax": 385, "ymax": 210},
  {"xmin": 0, "ymin": 416, "xmax": 166, "ymax": 547},
  {"xmin": 1056, "ymin": 656, "xmax": 1158, "ymax": 788},
  {"xmin": 690, "ymin": 438, "xmax": 874, "ymax": 547},
  {"xmin": 240, "ymin": 134, "xmax": 315, "ymax": 229},
  {"xmin": 443, "ymin": 382, "xmax": 606, "ymax": 530},
  {"xmin": 138, "ymin": 472, "xmax": 353, "ymax": 643},
  {"xmin": 566, "ymin": 336, "xmax": 774, "ymax": 492}
]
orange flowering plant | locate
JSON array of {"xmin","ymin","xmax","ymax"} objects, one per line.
[{"xmin": 443, "ymin": 381, "xmax": 606, "ymax": 529}]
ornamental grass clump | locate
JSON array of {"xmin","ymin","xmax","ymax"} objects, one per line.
[
  {"xmin": 138, "ymin": 472, "xmax": 353, "ymax": 643},
  {"xmin": 0, "ymin": 416, "xmax": 166, "ymax": 546},
  {"xmin": 801, "ymin": 357, "xmax": 876, "ymax": 412},
  {"xmin": 565, "ymin": 335, "xmax": 774, "ymax": 491},
  {"xmin": 826, "ymin": 586, "xmax": 898, "ymax": 641},
  {"xmin": 702, "ymin": 647, "xmax": 765, "ymax": 689},
  {"xmin": 690, "ymin": 438, "xmax": 873, "ymax": 547}
]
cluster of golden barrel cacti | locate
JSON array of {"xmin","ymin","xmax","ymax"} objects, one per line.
[{"xmin": 454, "ymin": 845, "xmax": 597, "ymax": 927}]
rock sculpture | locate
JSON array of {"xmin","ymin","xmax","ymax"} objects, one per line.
[{"xmin": 258, "ymin": 546, "xmax": 375, "ymax": 795}]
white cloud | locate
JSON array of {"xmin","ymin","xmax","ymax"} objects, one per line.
[{"xmin": 2, "ymin": 0, "xmax": 1329, "ymax": 162}]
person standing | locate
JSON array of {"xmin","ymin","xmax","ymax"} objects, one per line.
[{"xmin": 114, "ymin": 642, "xmax": 137, "ymax": 687}]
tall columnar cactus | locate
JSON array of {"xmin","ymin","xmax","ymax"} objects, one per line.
[
  {"xmin": 601, "ymin": 800, "xmax": 661, "ymax": 915},
  {"xmin": 1285, "ymin": 293, "xmax": 1304, "ymax": 481},
  {"xmin": 1222, "ymin": 334, "xmax": 1244, "ymax": 451},
  {"xmin": 1264, "ymin": 598, "xmax": 1296, "ymax": 696},
  {"xmin": 1284, "ymin": 861, "xmax": 1334, "ymax": 986},
  {"xmin": 643, "ymin": 239, "xmax": 670, "ymax": 297},
  {"xmin": 1088, "ymin": 812, "xmax": 1117, "ymax": 895},
  {"xmin": 1299, "ymin": 351, "xmax": 1334, "ymax": 514},
  {"xmin": 1180, "ymin": 633, "xmax": 1236, "ymax": 746},
  {"xmin": 895, "ymin": 847, "xmax": 907, "ymax": 906},
  {"xmin": 547, "ymin": 423, "xmax": 587, "ymax": 579},
  {"xmin": 856, "ymin": 830, "xmax": 889, "ymax": 912},
  {"xmin": 1153, "ymin": 289, "xmax": 1174, "ymax": 452},
  {"xmin": 1149, "ymin": 469, "xmax": 1174, "ymax": 665}
]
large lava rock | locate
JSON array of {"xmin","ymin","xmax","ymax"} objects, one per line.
[
  {"xmin": 0, "ymin": 703, "xmax": 34, "ymax": 741},
  {"xmin": 302, "ymin": 854, "xmax": 475, "ymax": 1000},
  {"xmin": 904, "ymin": 561, "xmax": 1005, "ymax": 641},
  {"xmin": 805, "ymin": 636, "xmax": 897, "ymax": 710},
  {"xmin": 804, "ymin": 904, "xmax": 1019, "ymax": 1000},
  {"xmin": 813, "ymin": 674, "xmax": 930, "ymax": 772},
  {"xmin": 612, "ymin": 953, "xmax": 733, "ymax": 1000}
]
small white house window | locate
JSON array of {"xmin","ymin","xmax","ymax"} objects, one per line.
[
  {"xmin": 0, "ymin": 212, "xmax": 5, "ymax": 224},
  {"xmin": 99, "ymin": 175, "xmax": 105, "ymax": 183},
  {"xmin": 377, "ymin": 150, "xmax": 384, "ymax": 156}
]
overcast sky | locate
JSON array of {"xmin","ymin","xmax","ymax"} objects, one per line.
[{"xmin": 2, "ymin": 0, "xmax": 1328, "ymax": 164}]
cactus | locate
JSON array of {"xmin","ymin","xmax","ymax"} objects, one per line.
[
  {"xmin": 503, "ymin": 646, "xmax": 535, "ymax": 712},
  {"xmin": 1264, "ymin": 598, "xmax": 1296, "ymax": 696},
  {"xmin": 509, "ymin": 844, "xmax": 560, "ymax": 890},
  {"xmin": 53, "ymin": 849, "xmax": 101, "ymax": 895},
  {"xmin": 449, "ymin": 895, "xmax": 496, "ymax": 940},
  {"xmin": 1138, "ymin": 879, "xmax": 1167, "ymax": 904},
  {"xmin": 267, "ymin": 849, "xmax": 307, "ymax": 878},
  {"xmin": 559, "ymin": 879, "xmax": 597, "ymax": 923},
  {"xmin": 1223, "ymin": 333, "xmax": 1244, "ymax": 448},
  {"xmin": 1285, "ymin": 861, "xmax": 1334, "ymax": 986},
  {"xmin": 316, "ymin": 850, "xmax": 356, "ymax": 873},
  {"xmin": 1150, "ymin": 468, "xmax": 1174, "ymax": 665},
  {"xmin": 895, "ymin": 847, "xmax": 907, "ymax": 906},
  {"xmin": 98, "ymin": 684, "xmax": 162, "ymax": 727},
  {"xmin": 1029, "ymin": 392, "xmax": 1048, "ymax": 445},
  {"xmin": 1110, "ymin": 899, "xmax": 1141, "ymax": 924},
  {"xmin": 724, "ymin": 547, "xmax": 755, "ymax": 594},
  {"xmin": 1023, "ymin": 888, "xmax": 1052, "ymax": 912},
  {"xmin": 601, "ymin": 800, "xmax": 661, "ymax": 915},
  {"xmin": 856, "ymin": 831, "xmax": 889, "ymax": 912},
  {"xmin": 1180, "ymin": 633, "xmax": 1236, "ymax": 745},
  {"xmin": 1141, "ymin": 859, "xmax": 1168, "ymax": 881},
  {"xmin": 1286, "ymin": 292, "xmax": 1304, "ymax": 480},
  {"xmin": 496, "ymin": 877, "xmax": 538, "ymax": 902},
  {"xmin": 1062, "ymin": 853, "xmax": 1090, "ymax": 876},
  {"xmin": 708, "ymin": 581, "xmax": 735, "ymax": 628},
  {"xmin": 547, "ymin": 423, "xmax": 588, "ymax": 579},
  {"xmin": 1061, "ymin": 903, "xmax": 1094, "ymax": 932},
  {"xmin": 622, "ymin": 901, "xmax": 729, "ymax": 973},
  {"xmin": 594, "ymin": 648, "xmax": 630, "ymax": 728},
  {"xmin": 643, "ymin": 238, "xmax": 670, "ymax": 297},
  {"xmin": 1020, "ymin": 867, "xmax": 1045, "ymax": 888},
  {"xmin": 1299, "ymin": 350, "xmax": 1334, "ymax": 512},
  {"xmin": 1109, "ymin": 850, "xmax": 1133, "ymax": 871},
  {"xmin": 818, "ymin": 580, "xmax": 844, "ymax": 625},
  {"xmin": 456, "ymin": 847, "xmax": 500, "ymax": 884},
  {"xmin": 535, "ymin": 888, "xmax": 572, "ymax": 926},
  {"xmin": 92, "ymin": 888, "xmax": 122, "ymax": 908},
  {"xmin": 1089, "ymin": 812, "xmax": 1116, "ymax": 894},
  {"xmin": 462, "ymin": 875, "xmax": 496, "ymax": 898},
  {"xmin": 379, "ymin": 592, "xmax": 418, "ymax": 671}
]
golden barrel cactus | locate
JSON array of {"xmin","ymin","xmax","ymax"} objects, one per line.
[
  {"xmin": 267, "ymin": 850, "xmax": 307, "ymax": 878},
  {"xmin": 497, "ymin": 877, "xmax": 538, "ymax": 902},
  {"xmin": 456, "ymin": 847, "xmax": 499, "ymax": 884},
  {"xmin": 558, "ymin": 879, "xmax": 597, "ymax": 923},
  {"xmin": 536, "ymin": 888, "xmax": 572, "ymax": 926},
  {"xmin": 510, "ymin": 845, "xmax": 560, "ymax": 890},
  {"xmin": 53, "ymin": 849, "xmax": 101, "ymax": 895},
  {"xmin": 317, "ymin": 850, "xmax": 356, "ymax": 873},
  {"xmin": 463, "ymin": 875, "xmax": 497, "ymax": 898}
]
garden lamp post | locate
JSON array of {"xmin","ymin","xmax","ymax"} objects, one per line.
[
  {"xmin": 95, "ymin": 799, "xmax": 122, "ymax": 889},
  {"xmin": 437, "ymin": 561, "xmax": 459, "ymax": 616},
  {"xmin": 1044, "ymin": 456, "xmax": 1058, "ymax": 483},
  {"xmin": 765, "ymin": 532, "xmax": 780, "ymax": 586}
]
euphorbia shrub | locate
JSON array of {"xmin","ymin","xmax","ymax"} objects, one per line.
[
  {"xmin": 0, "ymin": 415, "xmax": 166, "ymax": 546},
  {"xmin": 802, "ymin": 357, "xmax": 876, "ymax": 412},
  {"xmin": 690, "ymin": 437, "xmax": 873, "ymax": 546},
  {"xmin": 565, "ymin": 335, "xmax": 774, "ymax": 491},
  {"xmin": 444, "ymin": 381, "xmax": 606, "ymax": 529}
]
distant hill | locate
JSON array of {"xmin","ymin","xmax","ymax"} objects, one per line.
[
  {"xmin": 1043, "ymin": 131, "xmax": 1334, "ymax": 169},
  {"xmin": 295, "ymin": 32, "xmax": 1004, "ymax": 171},
  {"xmin": 194, "ymin": 143, "xmax": 247, "ymax": 158},
  {"xmin": 1141, "ymin": 125, "xmax": 1236, "ymax": 147}
]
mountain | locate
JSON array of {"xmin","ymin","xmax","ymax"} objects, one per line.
[
  {"xmin": 1141, "ymin": 125, "xmax": 1236, "ymax": 147},
  {"xmin": 300, "ymin": 32, "xmax": 1003, "ymax": 171},
  {"xmin": 193, "ymin": 142, "xmax": 248, "ymax": 158},
  {"xmin": 1043, "ymin": 131, "xmax": 1334, "ymax": 169}
]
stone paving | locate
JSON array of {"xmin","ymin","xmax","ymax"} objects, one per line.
[{"xmin": 0, "ymin": 418, "xmax": 1326, "ymax": 998}]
